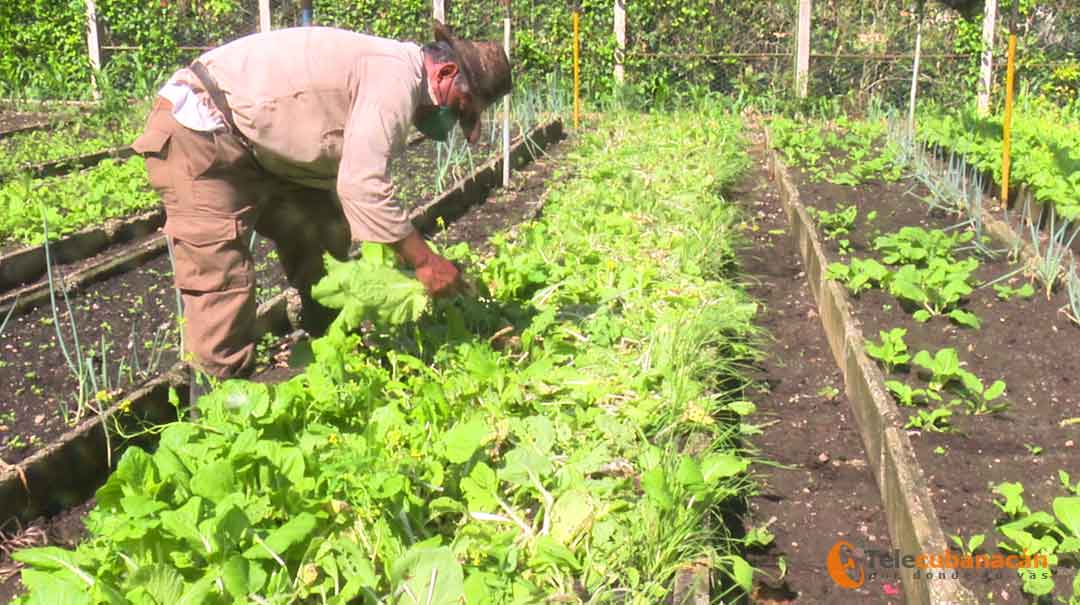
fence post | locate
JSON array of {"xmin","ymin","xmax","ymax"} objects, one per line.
[
  {"xmin": 977, "ymin": 0, "xmax": 996, "ymax": 115},
  {"xmin": 795, "ymin": 0, "xmax": 811, "ymax": 98},
  {"xmin": 85, "ymin": 0, "xmax": 102, "ymax": 99},
  {"xmin": 613, "ymin": 0, "xmax": 625, "ymax": 85},
  {"xmin": 259, "ymin": 0, "xmax": 271, "ymax": 33},
  {"xmin": 502, "ymin": 1, "xmax": 511, "ymax": 187},
  {"xmin": 433, "ymin": 0, "xmax": 446, "ymax": 23},
  {"xmin": 908, "ymin": 4, "xmax": 923, "ymax": 134}
]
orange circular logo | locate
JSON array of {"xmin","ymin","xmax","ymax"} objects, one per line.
[{"xmin": 826, "ymin": 540, "xmax": 865, "ymax": 589}]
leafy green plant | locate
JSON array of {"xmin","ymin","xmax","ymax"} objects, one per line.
[
  {"xmin": 949, "ymin": 533, "xmax": 985, "ymax": 557},
  {"xmin": 991, "ymin": 478, "xmax": 1080, "ymax": 601},
  {"xmin": 904, "ymin": 406, "xmax": 953, "ymax": 432},
  {"xmin": 873, "ymin": 226, "xmax": 971, "ymax": 266},
  {"xmin": 887, "ymin": 258, "xmax": 980, "ymax": 327},
  {"xmin": 0, "ymin": 157, "xmax": 158, "ymax": 246},
  {"xmin": 806, "ymin": 204, "xmax": 857, "ymax": 254},
  {"xmin": 826, "ymin": 257, "xmax": 890, "ymax": 294},
  {"xmin": 865, "ymin": 327, "xmax": 910, "ymax": 373},
  {"xmin": 912, "ymin": 348, "xmax": 1008, "ymax": 415},
  {"xmin": 993, "ymin": 282, "xmax": 1035, "ymax": 301}
]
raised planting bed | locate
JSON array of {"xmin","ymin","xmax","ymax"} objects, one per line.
[
  {"xmin": 768, "ymin": 121, "xmax": 1079, "ymax": 605},
  {"xmin": 0, "ymin": 118, "xmax": 565, "ymax": 525},
  {"xmin": 736, "ymin": 128, "xmax": 898, "ymax": 604},
  {"xmin": 0, "ymin": 100, "xmax": 144, "ymax": 174},
  {"xmin": 916, "ymin": 98, "xmax": 1080, "ymax": 220},
  {"xmin": 1, "ymin": 109, "xmax": 752, "ymax": 604}
]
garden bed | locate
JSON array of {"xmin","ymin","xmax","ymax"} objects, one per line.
[
  {"xmin": 736, "ymin": 131, "xmax": 897, "ymax": 604},
  {"xmin": 0, "ymin": 108, "xmax": 749, "ymax": 605},
  {"xmin": 0, "ymin": 117, "xmax": 566, "ymax": 527},
  {"xmin": 772, "ymin": 128, "xmax": 1079, "ymax": 603}
]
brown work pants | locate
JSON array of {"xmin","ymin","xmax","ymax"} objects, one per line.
[{"xmin": 132, "ymin": 99, "xmax": 351, "ymax": 378}]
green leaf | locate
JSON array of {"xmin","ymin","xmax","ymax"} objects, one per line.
[
  {"xmin": 244, "ymin": 512, "xmax": 318, "ymax": 560},
  {"xmin": 983, "ymin": 380, "xmax": 1007, "ymax": 402},
  {"xmin": 221, "ymin": 556, "xmax": 251, "ymax": 598},
  {"xmin": 531, "ymin": 536, "xmax": 581, "ymax": 571},
  {"xmin": 1053, "ymin": 496, "xmax": 1080, "ymax": 538},
  {"xmin": 389, "ymin": 546, "xmax": 465, "ymax": 605},
  {"xmin": 442, "ymin": 417, "xmax": 490, "ymax": 464},
  {"xmin": 948, "ymin": 309, "xmax": 981, "ymax": 329},
  {"xmin": 19, "ymin": 569, "xmax": 91, "ymax": 605},
  {"xmin": 640, "ymin": 466, "xmax": 674, "ymax": 510},
  {"xmin": 701, "ymin": 452, "xmax": 750, "ymax": 482},
  {"xmin": 189, "ymin": 459, "xmax": 236, "ymax": 501},
  {"xmin": 912, "ymin": 309, "xmax": 932, "ymax": 322},
  {"xmin": 461, "ymin": 462, "xmax": 499, "ymax": 511},
  {"xmin": 724, "ymin": 555, "xmax": 754, "ymax": 594}
]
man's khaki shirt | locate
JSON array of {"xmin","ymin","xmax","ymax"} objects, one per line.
[{"xmin": 173, "ymin": 27, "xmax": 426, "ymax": 243}]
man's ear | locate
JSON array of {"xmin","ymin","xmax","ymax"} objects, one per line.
[{"xmin": 436, "ymin": 63, "xmax": 459, "ymax": 82}]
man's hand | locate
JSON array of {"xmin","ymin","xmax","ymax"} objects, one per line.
[{"xmin": 391, "ymin": 230, "xmax": 463, "ymax": 297}]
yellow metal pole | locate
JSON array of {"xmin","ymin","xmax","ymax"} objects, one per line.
[
  {"xmin": 1001, "ymin": 34, "xmax": 1016, "ymax": 208},
  {"xmin": 573, "ymin": 10, "xmax": 580, "ymax": 129}
]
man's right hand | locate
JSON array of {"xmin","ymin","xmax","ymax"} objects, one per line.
[
  {"xmin": 391, "ymin": 230, "xmax": 463, "ymax": 298},
  {"xmin": 415, "ymin": 253, "xmax": 462, "ymax": 297}
]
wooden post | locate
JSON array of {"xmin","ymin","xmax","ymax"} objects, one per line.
[
  {"xmin": 573, "ymin": 9, "xmax": 581, "ymax": 127},
  {"xmin": 613, "ymin": 0, "xmax": 625, "ymax": 85},
  {"xmin": 433, "ymin": 0, "xmax": 445, "ymax": 24},
  {"xmin": 1001, "ymin": 0, "xmax": 1018, "ymax": 208},
  {"xmin": 907, "ymin": 3, "xmax": 923, "ymax": 134},
  {"xmin": 977, "ymin": 0, "xmax": 996, "ymax": 115},
  {"xmin": 502, "ymin": 4, "xmax": 511, "ymax": 187},
  {"xmin": 85, "ymin": 0, "xmax": 102, "ymax": 100},
  {"xmin": 795, "ymin": 0, "xmax": 811, "ymax": 98},
  {"xmin": 258, "ymin": 0, "xmax": 271, "ymax": 32}
]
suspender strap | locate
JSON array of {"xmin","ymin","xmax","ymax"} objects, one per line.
[{"xmin": 189, "ymin": 60, "xmax": 240, "ymax": 134}]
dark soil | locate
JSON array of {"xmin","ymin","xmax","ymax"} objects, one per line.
[
  {"xmin": 0, "ymin": 236, "xmax": 286, "ymax": 465},
  {"xmin": 738, "ymin": 134, "xmax": 899, "ymax": 604},
  {"xmin": 0, "ymin": 128, "xmax": 571, "ymax": 604},
  {"xmin": 0, "ymin": 499, "xmax": 92, "ymax": 604},
  {"xmin": 790, "ymin": 157, "xmax": 1080, "ymax": 603}
]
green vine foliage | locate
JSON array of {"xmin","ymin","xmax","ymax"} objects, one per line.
[{"xmin": 0, "ymin": 0, "xmax": 1076, "ymax": 105}]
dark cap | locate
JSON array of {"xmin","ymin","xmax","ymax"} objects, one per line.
[{"xmin": 433, "ymin": 20, "xmax": 512, "ymax": 142}]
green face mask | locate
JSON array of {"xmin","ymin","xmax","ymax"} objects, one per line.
[{"xmin": 416, "ymin": 106, "xmax": 459, "ymax": 142}]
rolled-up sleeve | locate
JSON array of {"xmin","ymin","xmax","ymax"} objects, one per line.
[{"xmin": 336, "ymin": 75, "xmax": 417, "ymax": 243}]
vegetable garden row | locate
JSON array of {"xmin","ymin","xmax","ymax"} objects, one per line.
[
  {"xmin": 5, "ymin": 107, "xmax": 763, "ymax": 604},
  {"xmin": 769, "ymin": 114, "xmax": 1080, "ymax": 604}
]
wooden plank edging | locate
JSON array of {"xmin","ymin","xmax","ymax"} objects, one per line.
[{"xmin": 764, "ymin": 128, "xmax": 978, "ymax": 605}]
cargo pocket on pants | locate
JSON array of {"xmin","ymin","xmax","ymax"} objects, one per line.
[{"xmin": 164, "ymin": 212, "xmax": 252, "ymax": 293}]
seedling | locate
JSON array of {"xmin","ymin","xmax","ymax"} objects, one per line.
[
  {"xmin": 886, "ymin": 380, "xmax": 930, "ymax": 407},
  {"xmin": 888, "ymin": 259, "xmax": 980, "ymax": 327},
  {"xmin": 993, "ymin": 282, "xmax": 1035, "ymax": 301},
  {"xmin": 827, "ymin": 257, "xmax": 889, "ymax": 294},
  {"xmin": 904, "ymin": 406, "xmax": 953, "ymax": 432},
  {"xmin": 949, "ymin": 533, "xmax": 985, "ymax": 556},
  {"xmin": 1024, "ymin": 443, "xmax": 1043, "ymax": 456},
  {"xmin": 807, "ymin": 204, "xmax": 858, "ymax": 255},
  {"xmin": 865, "ymin": 328, "xmax": 910, "ymax": 373},
  {"xmin": 873, "ymin": 226, "xmax": 971, "ymax": 266},
  {"xmin": 1025, "ymin": 199, "xmax": 1080, "ymax": 299},
  {"xmin": 912, "ymin": 348, "xmax": 1008, "ymax": 415}
]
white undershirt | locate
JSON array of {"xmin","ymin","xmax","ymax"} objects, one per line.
[{"xmin": 158, "ymin": 82, "xmax": 226, "ymax": 132}]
